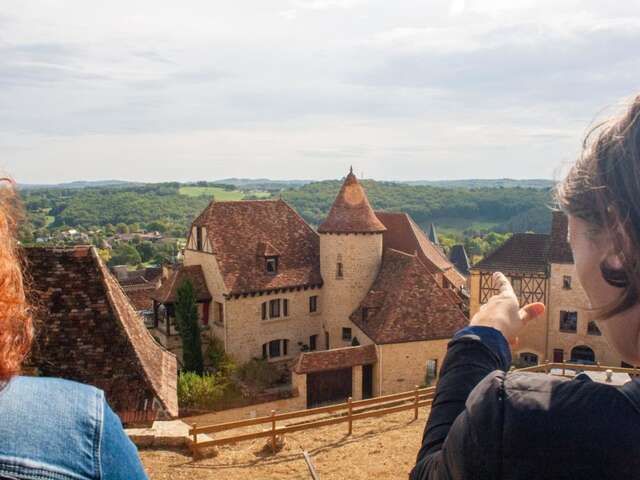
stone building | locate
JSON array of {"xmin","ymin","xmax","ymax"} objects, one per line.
[
  {"xmin": 469, "ymin": 211, "xmax": 627, "ymax": 368},
  {"xmin": 25, "ymin": 246, "xmax": 178, "ymax": 421},
  {"xmin": 158, "ymin": 169, "xmax": 467, "ymax": 407}
]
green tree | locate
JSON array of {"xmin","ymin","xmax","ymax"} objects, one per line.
[
  {"xmin": 176, "ymin": 280, "xmax": 203, "ymax": 374},
  {"xmin": 136, "ymin": 241, "xmax": 155, "ymax": 262},
  {"xmin": 108, "ymin": 243, "xmax": 142, "ymax": 266},
  {"xmin": 115, "ymin": 223, "xmax": 129, "ymax": 234}
]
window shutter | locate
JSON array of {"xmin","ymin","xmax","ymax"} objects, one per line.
[
  {"xmin": 283, "ymin": 299, "xmax": 289, "ymax": 317},
  {"xmin": 261, "ymin": 302, "xmax": 267, "ymax": 320},
  {"xmin": 202, "ymin": 301, "xmax": 210, "ymax": 325},
  {"xmin": 262, "ymin": 343, "xmax": 267, "ymax": 359},
  {"xmin": 283, "ymin": 339, "xmax": 288, "ymax": 356}
]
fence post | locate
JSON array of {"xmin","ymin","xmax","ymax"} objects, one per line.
[
  {"xmin": 347, "ymin": 397, "xmax": 353, "ymax": 435},
  {"xmin": 271, "ymin": 410, "xmax": 277, "ymax": 453},
  {"xmin": 191, "ymin": 423, "xmax": 198, "ymax": 458},
  {"xmin": 414, "ymin": 385, "xmax": 419, "ymax": 420}
]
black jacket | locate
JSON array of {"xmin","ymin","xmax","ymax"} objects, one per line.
[{"xmin": 410, "ymin": 333, "xmax": 640, "ymax": 479}]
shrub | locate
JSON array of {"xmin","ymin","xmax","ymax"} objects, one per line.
[
  {"xmin": 237, "ymin": 358, "xmax": 281, "ymax": 391},
  {"xmin": 205, "ymin": 337, "xmax": 236, "ymax": 376},
  {"xmin": 177, "ymin": 371, "xmax": 226, "ymax": 410}
]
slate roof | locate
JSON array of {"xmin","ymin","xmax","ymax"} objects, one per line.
[
  {"xmin": 151, "ymin": 265, "xmax": 212, "ymax": 304},
  {"xmin": 549, "ymin": 211, "xmax": 573, "ymax": 264},
  {"xmin": 375, "ymin": 211, "xmax": 467, "ymax": 289},
  {"xmin": 192, "ymin": 199, "xmax": 322, "ymax": 295},
  {"xmin": 317, "ymin": 169, "xmax": 386, "ymax": 234},
  {"xmin": 24, "ymin": 246, "xmax": 178, "ymax": 418},
  {"xmin": 472, "ymin": 233, "xmax": 550, "ymax": 274},
  {"xmin": 449, "ymin": 245, "xmax": 471, "ymax": 275},
  {"xmin": 293, "ymin": 344, "xmax": 377, "ymax": 374},
  {"xmin": 350, "ymin": 249, "xmax": 468, "ymax": 344}
]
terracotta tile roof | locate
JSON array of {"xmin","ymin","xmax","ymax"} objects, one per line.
[
  {"xmin": 317, "ymin": 169, "xmax": 386, "ymax": 234},
  {"xmin": 193, "ymin": 199, "xmax": 322, "ymax": 295},
  {"xmin": 118, "ymin": 267, "xmax": 162, "ymax": 287},
  {"xmin": 151, "ymin": 265, "xmax": 212, "ymax": 304},
  {"xmin": 549, "ymin": 211, "xmax": 573, "ymax": 263},
  {"xmin": 375, "ymin": 211, "xmax": 467, "ymax": 289},
  {"xmin": 24, "ymin": 246, "xmax": 178, "ymax": 418},
  {"xmin": 350, "ymin": 249, "xmax": 468, "ymax": 344},
  {"xmin": 449, "ymin": 245, "xmax": 471, "ymax": 275},
  {"xmin": 124, "ymin": 286, "xmax": 156, "ymax": 311},
  {"xmin": 293, "ymin": 345, "xmax": 377, "ymax": 374},
  {"xmin": 472, "ymin": 233, "xmax": 550, "ymax": 274}
]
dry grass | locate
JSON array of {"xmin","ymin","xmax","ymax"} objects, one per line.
[{"xmin": 140, "ymin": 408, "xmax": 429, "ymax": 479}]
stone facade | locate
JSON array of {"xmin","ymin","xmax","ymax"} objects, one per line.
[{"xmin": 319, "ymin": 232, "xmax": 383, "ymax": 349}]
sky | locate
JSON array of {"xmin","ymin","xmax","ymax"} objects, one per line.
[{"xmin": 1, "ymin": 0, "xmax": 640, "ymax": 184}]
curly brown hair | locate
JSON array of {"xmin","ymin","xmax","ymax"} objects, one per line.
[
  {"xmin": 556, "ymin": 94, "xmax": 640, "ymax": 318},
  {"xmin": 0, "ymin": 179, "xmax": 33, "ymax": 381}
]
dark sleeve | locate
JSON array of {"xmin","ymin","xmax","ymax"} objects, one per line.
[
  {"xmin": 100, "ymin": 399, "xmax": 148, "ymax": 480},
  {"xmin": 409, "ymin": 327, "xmax": 511, "ymax": 480}
]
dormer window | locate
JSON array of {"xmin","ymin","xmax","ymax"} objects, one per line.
[{"xmin": 266, "ymin": 256, "xmax": 278, "ymax": 274}]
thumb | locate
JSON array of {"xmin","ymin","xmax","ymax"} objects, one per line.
[{"xmin": 519, "ymin": 303, "xmax": 545, "ymax": 324}]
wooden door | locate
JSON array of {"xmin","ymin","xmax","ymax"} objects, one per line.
[
  {"xmin": 307, "ymin": 367, "xmax": 352, "ymax": 408},
  {"xmin": 362, "ymin": 364, "xmax": 373, "ymax": 399}
]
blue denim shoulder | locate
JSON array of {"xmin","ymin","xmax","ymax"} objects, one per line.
[{"xmin": 0, "ymin": 376, "xmax": 147, "ymax": 480}]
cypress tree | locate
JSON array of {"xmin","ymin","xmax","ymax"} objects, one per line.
[{"xmin": 175, "ymin": 279, "xmax": 203, "ymax": 374}]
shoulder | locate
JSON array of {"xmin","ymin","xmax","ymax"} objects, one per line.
[{"xmin": 0, "ymin": 376, "xmax": 105, "ymax": 479}]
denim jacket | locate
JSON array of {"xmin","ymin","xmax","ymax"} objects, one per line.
[{"xmin": 0, "ymin": 376, "xmax": 147, "ymax": 480}]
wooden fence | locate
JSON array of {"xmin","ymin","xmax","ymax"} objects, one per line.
[
  {"xmin": 188, "ymin": 385, "xmax": 435, "ymax": 457},
  {"xmin": 187, "ymin": 362, "xmax": 639, "ymax": 457}
]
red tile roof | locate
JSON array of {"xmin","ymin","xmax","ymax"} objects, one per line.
[
  {"xmin": 24, "ymin": 246, "xmax": 178, "ymax": 418},
  {"xmin": 375, "ymin": 211, "xmax": 467, "ymax": 289},
  {"xmin": 192, "ymin": 199, "xmax": 322, "ymax": 295},
  {"xmin": 124, "ymin": 286, "xmax": 157, "ymax": 311},
  {"xmin": 318, "ymin": 169, "xmax": 386, "ymax": 234},
  {"xmin": 549, "ymin": 211, "xmax": 573, "ymax": 263},
  {"xmin": 151, "ymin": 265, "xmax": 212, "ymax": 304},
  {"xmin": 472, "ymin": 233, "xmax": 550, "ymax": 274},
  {"xmin": 350, "ymin": 249, "xmax": 468, "ymax": 344},
  {"xmin": 293, "ymin": 344, "xmax": 377, "ymax": 374}
]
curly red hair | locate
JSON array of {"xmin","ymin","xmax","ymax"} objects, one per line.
[{"xmin": 0, "ymin": 179, "xmax": 33, "ymax": 381}]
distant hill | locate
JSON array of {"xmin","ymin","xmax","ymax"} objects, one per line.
[
  {"xmin": 215, "ymin": 178, "xmax": 314, "ymax": 190},
  {"xmin": 18, "ymin": 180, "xmax": 140, "ymax": 190},
  {"xmin": 402, "ymin": 179, "xmax": 555, "ymax": 189}
]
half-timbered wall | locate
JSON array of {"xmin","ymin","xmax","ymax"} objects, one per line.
[{"xmin": 479, "ymin": 271, "xmax": 548, "ymax": 307}]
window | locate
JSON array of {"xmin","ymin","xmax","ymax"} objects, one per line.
[
  {"xmin": 563, "ymin": 275, "xmax": 572, "ymax": 289},
  {"xmin": 309, "ymin": 295, "xmax": 318, "ymax": 313},
  {"xmin": 588, "ymin": 320, "xmax": 601, "ymax": 336},
  {"xmin": 309, "ymin": 334, "xmax": 317, "ymax": 351},
  {"xmin": 196, "ymin": 226, "xmax": 203, "ymax": 251},
  {"xmin": 266, "ymin": 256, "xmax": 278, "ymax": 274},
  {"xmin": 336, "ymin": 262, "xmax": 344, "ymax": 279},
  {"xmin": 425, "ymin": 359, "xmax": 438, "ymax": 385},
  {"xmin": 342, "ymin": 327, "xmax": 352, "ymax": 341},
  {"xmin": 263, "ymin": 339, "xmax": 289, "ymax": 359},
  {"xmin": 269, "ymin": 299, "xmax": 281, "ymax": 318},
  {"xmin": 213, "ymin": 302, "xmax": 223, "ymax": 324},
  {"xmin": 519, "ymin": 352, "xmax": 538, "ymax": 366},
  {"xmin": 553, "ymin": 348, "xmax": 564, "ymax": 363},
  {"xmin": 283, "ymin": 299, "xmax": 289, "ymax": 317},
  {"xmin": 269, "ymin": 339, "xmax": 281, "ymax": 358},
  {"xmin": 325, "ymin": 331, "xmax": 330, "ymax": 349},
  {"xmin": 559, "ymin": 311, "xmax": 577, "ymax": 333}
]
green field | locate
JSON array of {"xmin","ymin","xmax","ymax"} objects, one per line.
[
  {"xmin": 178, "ymin": 186, "xmax": 271, "ymax": 201},
  {"xmin": 423, "ymin": 217, "xmax": 502, "ymax": 236}
]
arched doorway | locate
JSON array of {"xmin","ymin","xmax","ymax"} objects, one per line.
[{"xmin": 570, "ymin": 345, "xmax": 595, "ymax": 364}]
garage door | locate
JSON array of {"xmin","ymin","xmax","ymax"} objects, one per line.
[{"xmin": 307, "ymin": 367, "xmax": 352, "ymax": 408}]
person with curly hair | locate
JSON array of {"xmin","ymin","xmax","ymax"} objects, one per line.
[{"xmin": 0, "ymin": 179, "xmax": 147, "ymax": 480}]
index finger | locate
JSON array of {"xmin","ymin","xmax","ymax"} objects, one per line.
[{"xmin": 493, "ymin": 272, "xmax": 514, "ymax": 296}]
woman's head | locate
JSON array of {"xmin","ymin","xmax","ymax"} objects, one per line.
[
  {"xmin": 0, "ymin": 180, "xmax": 33, "ymax": 381},
  {"xmin": 557, "ymin": 94, "xmax": 640, "ymax": 362}
]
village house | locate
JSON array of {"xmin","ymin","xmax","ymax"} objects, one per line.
[
  {"xmin": 469, "ymin": 211, "xmax": 628, "ymax": 368},
  {"xmin": 151, "ymin": 169, "xmax": 468, "ymax": 407},
  {"xmin": 25, "ymin": 245, "xmax": 178, "ymax": 422}
]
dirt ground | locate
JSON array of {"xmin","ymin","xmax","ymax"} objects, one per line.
[{"xmin": 140, "ymin": 408, "xmax": 428, "ymax": 479}]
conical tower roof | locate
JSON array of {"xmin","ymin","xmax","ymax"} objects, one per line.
[{"xmin": 318, "ymin": 168, "xmax": 386, "ymax": 234}]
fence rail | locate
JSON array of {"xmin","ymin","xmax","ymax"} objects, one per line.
[
  {"xmin": 188, "ymin": 385, "xmax": 435, "ymax": 456},
  {"xmin": 187, "ymin": 362, "xmax": 638, "ymax": 457}
]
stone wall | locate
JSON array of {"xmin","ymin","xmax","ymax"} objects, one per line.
[
  {"xmin": 378, "ymin": 339, "xmax": 449, "ymax": 395},
  {"xmin": 545, "ymin": 263, "xmax": 620, "ymax": 366},
  {"xmin": 319, "ymin": 232, "xmax": 383, "ymax": 349}
]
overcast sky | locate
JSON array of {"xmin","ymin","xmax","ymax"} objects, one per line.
[{"xmin": 1, "ymin": 1, "xmax": 640, "ymax": 184}]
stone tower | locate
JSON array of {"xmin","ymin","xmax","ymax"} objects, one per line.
[{"xmin": 318, "ymin": 168, "xmax": 386, "ymax": 349}]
